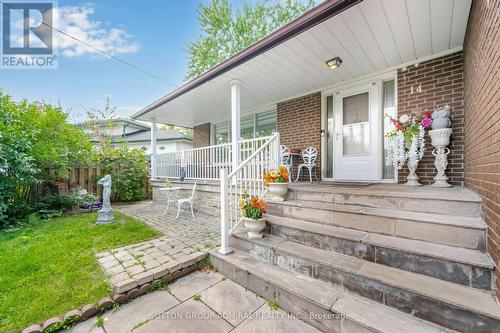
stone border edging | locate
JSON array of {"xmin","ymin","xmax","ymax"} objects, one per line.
[{"xmin": 21, "ymin": 253, "xmax": 208, "ymax": 333}]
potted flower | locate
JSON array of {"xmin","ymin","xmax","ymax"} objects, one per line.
[
  {"xmin": 239, "ymin": 190, "xmax": 267, "ymax": 239},
  {"xmin": 263, "ymin": 165, "xmax": 289, "ymax": 201},
  {"xmin": 386, "ymin": 111, "xmax": 432, "ymax": 186}
]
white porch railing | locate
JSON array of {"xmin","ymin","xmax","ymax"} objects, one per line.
[
  {"xmin": 154, "ymin": 136, "xmax": 272, "ymax": 181},
  {"xmin": 219, "ymin": 132, "xmax": 280, "ymax": 254}
]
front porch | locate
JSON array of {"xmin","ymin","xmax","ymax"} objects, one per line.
[{"xmin": 129, "ymin": 0, "xmax": 500, "ymax": 331}]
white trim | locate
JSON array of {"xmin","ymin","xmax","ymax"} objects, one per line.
[
  {"xmin": 333, "ymin": 82, "xmax": 382, "ymax": 181},
  {"xmin": 320, "ymin": 90, "xmax": 328, "ymax": 180},
  {"xmin": 231, "ymin": 80, "xmax": 241, "ymax": 172}
]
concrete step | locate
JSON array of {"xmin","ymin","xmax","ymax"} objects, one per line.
[
  {"xmin": 264, "ymin": 215, "xmax": 494, "ymax": 291},
  {"xmin": 210, "ymin": 249, "xmax": 454, "ymax": 333},
  {"xmin": 268, "ymin": 200, "xmax": 486, "ymax": 251},
  {"xmin": 228, "ymin": 232, "xmax": 500, "ymax": 332},
  {"xmin": 287, "ymin": 184, "xmax": 481, "ymax": 217}
]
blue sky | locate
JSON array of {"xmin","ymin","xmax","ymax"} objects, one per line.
[{"xmin": 0, "ymin": 0, "xmax": 246, "ymax": 122}]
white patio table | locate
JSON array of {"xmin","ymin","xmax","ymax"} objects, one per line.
[{"xmin": 159, "ymin": 187, "xmax": 182, "ymax": 215}]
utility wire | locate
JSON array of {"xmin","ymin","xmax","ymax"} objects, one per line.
[{"xmin": 1, "ymin": 0, "xmax": 178, "ymax": 88}]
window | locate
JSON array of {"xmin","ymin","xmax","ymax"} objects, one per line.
[
  {"xmin": 214, "ymin": 121, "xmax": 230, "ymax": 145},
  {"xmin": 383, "ymin": 80, "xmax": 396, "ymax": 180},
  {"xmin": 213, "ymin": 109, "xmax": 277, "ymax": 145},
  {"xmin": 326, "ymin": 95, "xmax": 334, "ymax": 178}
]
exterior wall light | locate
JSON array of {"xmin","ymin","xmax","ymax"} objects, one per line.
[{"xmin": 326, "ymin": 57, "xmax": 342, "ymax": 70}]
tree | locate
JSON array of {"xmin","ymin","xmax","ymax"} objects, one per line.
[
  {"xmin": 27, "ymin": 102, "xmax": 93, "ymax": 180},
  {"xmin": 186, "ymin": 0, "xmax": 316, "ymax": 80},
  {"xmin": 85, "ymin": 99, "xmax": 150, "ymax": 202}
]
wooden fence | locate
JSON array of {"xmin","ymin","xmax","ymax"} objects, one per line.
[{"xmin": 55, "ymin": 167, "xmax": 152, "ymax": 200}]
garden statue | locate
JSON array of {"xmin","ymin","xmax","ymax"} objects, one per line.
[{"xmin": 96, "ymin": 174, "xmax": 114, "ymax": 224}]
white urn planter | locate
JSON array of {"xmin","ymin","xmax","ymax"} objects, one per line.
[
  {"xmin": 429, "ymin": 128, "xmax": 453, "ymax": 188},
  {"xmin": 243, "ymin": 216, "xmax": 267, "ymax": 239},
  {"xmin": 267, "ymin": 182, "xmax": 289, "ymax": 201},
  {"xmin": 404, "ymin": 132, "xmax": 425, "ymax": 187}
]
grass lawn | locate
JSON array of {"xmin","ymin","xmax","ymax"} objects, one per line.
[{"xmin": 0, "ymin": 212, "xmax": 161, "ymax": 333}]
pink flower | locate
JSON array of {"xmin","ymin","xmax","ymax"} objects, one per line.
[{"xmin": 421, "ymin": 117, "xmax": 432, "ymax": 128}]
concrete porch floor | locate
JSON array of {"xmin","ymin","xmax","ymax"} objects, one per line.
[{"xmin": 290, "ymin": 182, "xmax": 481, "ymax": 201}]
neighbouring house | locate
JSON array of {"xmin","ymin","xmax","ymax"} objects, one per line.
[
  {"xmin": 132, "ymin": 0, "xmax": 500, "ymax": 331},
  {"xmin": 79, "ymin": 117, "xmax": 193, "ymax": 155}
]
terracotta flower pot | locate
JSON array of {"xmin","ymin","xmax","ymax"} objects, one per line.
[
  {"xmin": 243, "ymin": 216, "xmax": 266, "ymax": 239},
  {"xmin": 267, "ymin": 182, "xmax": 289, "ymax": 201}
]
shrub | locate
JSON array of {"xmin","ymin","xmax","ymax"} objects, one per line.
[
  {"xmin": 98, "ymin": 146, "xmax": 150, "ymax": 202},
  {"xmin": 0, "ymin": 92, "xmax": 93, "ymax": 227}
]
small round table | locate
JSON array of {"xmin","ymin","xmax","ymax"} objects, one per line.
[
  {"xmin": 288, "ymin": 152, "xmax": 301, "ymax": 180},
  {"xmin": 159, "ymin": 187, "xmax": 181, "ymax": 215}
]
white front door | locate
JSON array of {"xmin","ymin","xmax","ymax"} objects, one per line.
[{"xmin": 333, "ymin": 82, "xmax": 381, "ymax": 181}]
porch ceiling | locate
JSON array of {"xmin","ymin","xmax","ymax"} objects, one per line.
[{"xmin": 134, "ymin": 0, "xmax": 472, "ymax": 128}]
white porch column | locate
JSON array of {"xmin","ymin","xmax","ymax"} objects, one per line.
[
  {"xmin": 230, "ymin": 79, "xmax": 241, "ymax": 171},
  {"xmin": 150, "ymin": 117, "xmax": 158, "ymax": 179}
]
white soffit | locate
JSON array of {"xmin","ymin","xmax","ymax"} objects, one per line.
[{"xmin": 139, "ymin": 0, "xmax": 471, "ymax": 127}]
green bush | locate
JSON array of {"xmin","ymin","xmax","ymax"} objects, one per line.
[
  {"xmin": 0, "ymin": 92, "xmax": 93, "ymax": 227},
  {"xmin": 98, "ymin": 146, "xmax": 150, "ymax": 202},
  {"xmin": 86, "ymin": 99, "xmax": 150, "ymax": 203}
]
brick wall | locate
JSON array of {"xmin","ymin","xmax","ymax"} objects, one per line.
[
  {"xmin": 193, "ymin": 123, "xmax": 211, "ymax": 148},
  {"xmin": 277, "ymin": 92, "xmax": 322, "ymax": 179},
  {"xmin": 397, "ymin": 52, "xmax": 465, "ymax": 185},
  {"xmin": 463, "ymin": 0, "xmax": 500, "ymax": 298}
]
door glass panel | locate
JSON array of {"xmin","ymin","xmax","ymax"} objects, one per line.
[
  {"xmin": 342, "ymin": 92, "xmax": 369, "ymax": 155},
  {"xmin": 383, "ymin": 80, "xmax": 396, "ymax": 179},
  {"xmin": 326, "ymin": 96, "xmax": 334, "ymax": 178}
]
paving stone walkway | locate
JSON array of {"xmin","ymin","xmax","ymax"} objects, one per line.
[
  {"xmin": 67, "ymin": 270, "xmax": 321, "ymax": 333},
  {"xmin": 97, "ymin": 201, "xmax": 220, "ymax": 291},
  {"xmin": 117, "ymin": 201, "xmax": 220, "ymax": 251}
]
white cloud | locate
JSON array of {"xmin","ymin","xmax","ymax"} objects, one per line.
[
  {"xmin": 10, "ymin": 4, "xmax": 140, "ymax": 57},
  {"xmin": 53, "ymin": 4, "xmax": 140, "ymax": 57}
]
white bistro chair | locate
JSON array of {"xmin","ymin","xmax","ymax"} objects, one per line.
[
  {"xmin": 160, "ymin": 187, "xmax": 180, "ymax": 216},
  {"xmin": 295, "ymin": 147, "xmax": 319, "ymax": 183},
  {"xmin": 176, "ymin": 183, "xmax": 197, "ymax": 218},
  {"xmin": 280, "ymin": 145, "xmax": 292, "ymax": 182}
]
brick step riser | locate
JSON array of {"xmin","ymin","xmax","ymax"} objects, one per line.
[
  {"xmin": 211, "ymin": 254, "xmax": 366, "ymax": 333},
  {"xmin": 287, "ymin": 190, "xmax": 481, "ymax": 217},
  {"xmin": 262, "ymin": 223, "xmax": 493, "ymax": 291},
  {"xmin": 267, "ymin": 204, "xmax": 486, "ymax": 251},
  {"xmin": 229, "ymin": 236, "xmax": 499, "ymax": 333}
]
